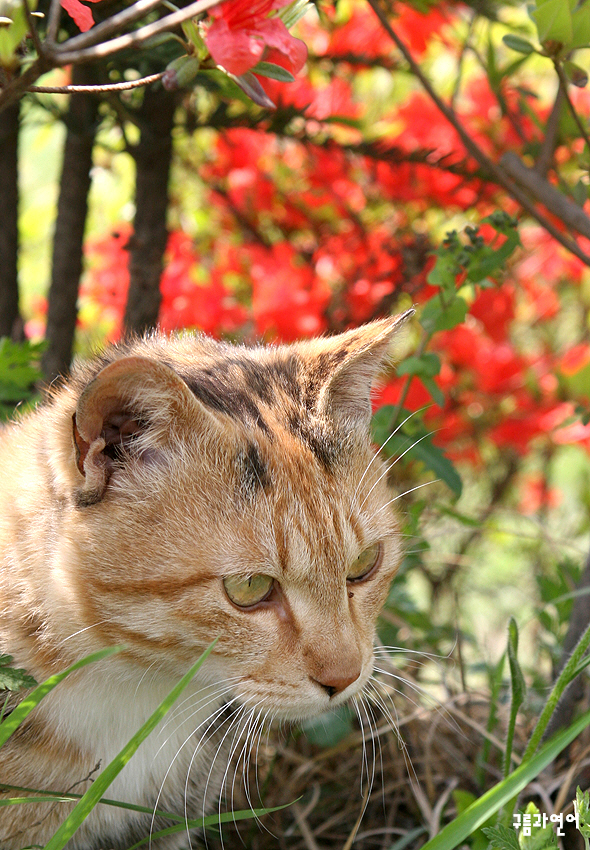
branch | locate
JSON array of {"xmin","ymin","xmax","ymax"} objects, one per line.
[
  {"xmin": 535, "ymin": 81, "xmax": 564, "ymax": 178},
  {"xmin": 501, "ymin": 151, "xmax": 590, "ymax": 242},
  {"xmin": 46, "ymin": 0, "xmax": 62, "ymax": 45},
  {"xmin": 50, "ymin": 0, "xmax": 221, "ymax": 65},
  {"xmin": 44, "ymin": 0, "xmax": 164, "ymax": 54},
  {"xmin": 27, "ymin": 71, "xmax": 166, "ymax": 94},
  {"xmin": 0, "ymin": 60, "xmax": 48, "ymax": 112},
  {"xmin": 366, "ymin": 0, "xmax": 590, "ymax": 267}
]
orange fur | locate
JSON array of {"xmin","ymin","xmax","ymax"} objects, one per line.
[{"xmin": 0, "ymin": 316, "xmax": 410, "ymax": 848}]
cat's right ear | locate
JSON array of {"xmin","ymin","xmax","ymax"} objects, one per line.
[{"xmin": 72, "ymin": 356, "xmax": 210, "ymax": 506}]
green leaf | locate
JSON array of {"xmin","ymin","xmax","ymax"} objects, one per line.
[
  {"xmin": 302, "ymin": 705, "xmax": 354, "ymax": 747},
  {"xmin": 518, "ymin": 802, "xmax": 558, "ymax": 849},
  {"xmin": 43, "ymin": 641, "xmax": 218, "ymax": 850},
  {"xmin": 426, "ymin": 250, "xmax": 459, "ymax": 289},
  {"xmin": 502, "ymin": 34, "xmax": 536, "ymax": 54},
  {"xmin": 252, "ymin": 61, "xmax": 295, "ymax": 82},
  {"xmin": 482, "ymin": 824, "xmax": 520, "ymax": 849},
  {"xmin": 417, "ymin": 706, "xmax": 590, "ymax": 850},
  {"xmin": 278, "ymin": 0, "xmax": 314, "ymax": 28},
  {"xmin": 0, "ymin": 654, "xmax": 37, "ymax": 692},
  {"xmin": 372, "ymin": 408, "xmax": 462, "ymax": 497},
  {"xmin": 575, "ymin": 787, "xmax": 590, "ymax": 843},
  {"xmin": 571, "ymin": 0, "xmax": 590, "ymax": 49},
  {"xmin": 420, "ymin": 295, "xmax": 468, "ymax": 334},
  {"xmin": 563, "ymin": 59, "xmax": 589, "ymax": 87},
  {"xmin": 466, "ymin": 224, "xmax": 520, "ymax": 282},
  {"xmin": 532, "ymin": 0, "xmax": 573, "ymax": 47},
  {"xmin": 421, "ymin": 377, "xmax": 445, "ymax": 408},
  {"xmin": 397, "ymin": 352, "xmax": 441, "ymax": 380},
  {"xmin": 0, "ymin": 0, "xmax": 30, "ymax": 68}
]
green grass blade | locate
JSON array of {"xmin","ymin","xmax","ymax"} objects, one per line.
[
  {"xmin": 504, "ymin": 618, "xmax": 525, "ymax": 778},
  {"xmin": 43, "ymin": 640, "xmax": 217, "ymax": 850},
  {"xmin": 0, "ymin": 796, "xmax": 74, "ymax": 806},
  {"xmin": 0, "ymin": 783, "xmax": 186, "ymax": 821},
  {"xmin": 418, "ymin": 706, "xmax": 590, "ymax": 850},
  {"xmin": 0, "ymin": 647, "xmax": 123, "ymax": 749},
  {"xmin": 125, "ymin": 802, "xmax": 295, "ymax": 849}
]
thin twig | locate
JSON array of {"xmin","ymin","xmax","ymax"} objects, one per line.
[
  {"xmin": 27, "ymin": 71, "xmax": 166, "ymax": 94},
  {"xmin": 21, "ymin": 0, "xmax": 44, "ymax": 60},
  {"xmin": 366, "ymin": 0, "xmax": 590, "ymax": 267},
  {"xmin": 51, "ymin": 0, "xmax": 221, "ymax": 65}
]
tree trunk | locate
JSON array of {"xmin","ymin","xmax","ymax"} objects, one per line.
[
  {"xmin": 42, "ymin": 65, "xmax": 98, "ymax": 382},
  {"xmin": 123, "ymin": 87, "xmax": 176, "ymax": 335},
  {"xmin": 0, "ymin": 98, "xmax": 23, "ymax": 341}
]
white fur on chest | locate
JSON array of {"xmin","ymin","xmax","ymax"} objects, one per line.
[{"xmin": 44, "ymin": 667, "xmax": 227, "ymax": 846}]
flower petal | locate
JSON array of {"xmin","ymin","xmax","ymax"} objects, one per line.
[
  {"xmin": 60, "ymin": 0, "xmax": 94, "ymax": 31},
  {"xmin": 205, "ymin": 17, "xmax": 266, "ymax": 75},
  {"xmin": 256, "ymin": 17, "xmax": 307, "ymax": 74}
]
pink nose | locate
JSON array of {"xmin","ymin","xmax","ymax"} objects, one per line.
[{"xmin": 312, "ymin": 667, "xmax": 361, "ymax": 698}]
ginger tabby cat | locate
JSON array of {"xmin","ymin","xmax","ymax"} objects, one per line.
[{"xmin": 0, "ymin": 315, "xmax": 410, "ymax": 849}]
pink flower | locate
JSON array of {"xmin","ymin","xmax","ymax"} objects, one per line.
[{"xmin": 205, "ymin": 0, "xmax": 307, "ymax": 77}]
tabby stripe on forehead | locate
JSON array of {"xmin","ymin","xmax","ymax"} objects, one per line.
[
  {"xmin": 181, "ymin": 371, "xmax": 270, "ymax": 435},
  {"xmin": 237, "ymin": 442, "xmax": 270, "ymax": 499}
]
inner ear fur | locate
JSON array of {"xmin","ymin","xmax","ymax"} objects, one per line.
[
  {"xmin": 316, "ymin": 310, "xmax": 414, "ymax": 426},
  {"xmin": 72, "ymin": 356, "xmax": 205, "ymax": 506}
]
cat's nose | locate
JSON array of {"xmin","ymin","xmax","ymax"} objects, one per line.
[{"xmin": 311, "ymin": 667, "xmax": 361, "ymax": 698}]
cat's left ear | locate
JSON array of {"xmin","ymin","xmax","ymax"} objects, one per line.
[{"xmin": 316, "ymin": 310, "xmax": 414, "ymax": 427}]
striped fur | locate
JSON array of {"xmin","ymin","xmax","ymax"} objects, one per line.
[{"xmin": 0, "ymin": 316, "xmax": 410, "ymax": 848}]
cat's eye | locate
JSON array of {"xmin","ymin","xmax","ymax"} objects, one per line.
[
  {"xmin": 347, "ymin": 542, "xmax": 383, "ymax": 583},
  {"xmin": 223, "ymin": 574, "xmax": 274, "ymax": 608}
]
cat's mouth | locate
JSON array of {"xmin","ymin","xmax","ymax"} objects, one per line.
[{"xmin": 231, "ymin": 661, "xmax": 373, "ymax": 723}]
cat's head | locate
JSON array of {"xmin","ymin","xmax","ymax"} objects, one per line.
[{"xmin": 50, "ymin": 314, "xmax": 411, "ymax": 721}]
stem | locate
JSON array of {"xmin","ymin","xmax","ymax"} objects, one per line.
[{"xmin": 523, "ymin": 619, "xmax": 590, "ymax": 763}]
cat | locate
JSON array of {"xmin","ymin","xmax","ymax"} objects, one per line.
[{"xmin": 0, "ymin": 313, "xmax": 411, "ymax": 849}]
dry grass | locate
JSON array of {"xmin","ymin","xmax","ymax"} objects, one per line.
[{"xmin": 206, "ymin": 673, "xmax": 590, "ymax": 850}]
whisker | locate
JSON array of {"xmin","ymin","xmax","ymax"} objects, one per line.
[
  {"xmin": 365, "ymin": 680, "xmax": 419, "ymax": 789},
  {"xmin": 149, "ymin": 698, "xmax": 239, "ymax": 849},
  {"xmin": 374, "ymin": 480, "xmax": 439, "ymax": 516},
  {"xmin": 357, "ymin": 431, "xmax": 437, "ymax": 514},
  {"xmin": 349, "ymin": 406, "xmax": 429, "ymax": 519}
]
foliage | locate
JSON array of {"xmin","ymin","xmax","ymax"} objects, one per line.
[
  {"xmin": 0, "ymin": 339, "xmax": 43, "ymax": 421},
  {"xmin": 0, "ymin": 654, "xmax": 37, "ymax": 692}
]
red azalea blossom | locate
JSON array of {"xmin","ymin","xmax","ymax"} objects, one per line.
[
  {"xmin": 204, "ymin": 0, "xmax": 307, "ymax": 77},
  {"xmin": 61, "ymin": 0, "xmax": 101, "ymax": 32}
]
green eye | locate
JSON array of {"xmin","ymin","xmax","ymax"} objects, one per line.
[
  {"xmin": 223, "ymin": 574, "xmax": 274, "ymax": 608},
  {"xmin": 347, "ymin": 542, "xmax": 382, "ymax": 582}
]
